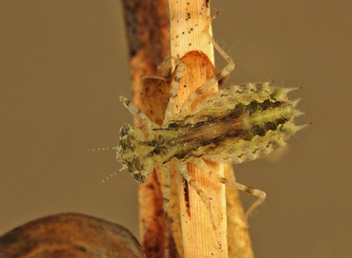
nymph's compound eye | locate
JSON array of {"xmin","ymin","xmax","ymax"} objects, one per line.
[
  {"xmin": 131, "ymin": 173, "xmax": 146, "ymax": 183},
  {"xmin": 120, "ymin": 123, "xmax": 132, "ymax": 137}
]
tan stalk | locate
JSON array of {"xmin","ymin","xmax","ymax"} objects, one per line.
[{"xmin": 169, "ymin": 1, "xmax": 227, "ymax": 257}]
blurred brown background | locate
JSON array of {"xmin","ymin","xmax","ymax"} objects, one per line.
[{"xmin": 1, "ymin": 1, "xmax": 351, "ymax": 257}]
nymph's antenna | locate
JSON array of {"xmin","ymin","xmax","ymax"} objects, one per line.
[
  {"xmin": 99, "ymin": 171, "xmax": 120, "ymax": 184},
  {"xmin": 89, "ymin": 147, "xmax": 118, "ymax": 152},
  {"xmin": 89, "ymin": 146, "xmax": 121, "ymax": 183}
]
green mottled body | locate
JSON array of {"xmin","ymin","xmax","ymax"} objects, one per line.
[{"xmin": 118, "ymin": 82, "xmax": 303, "ymax": 183}]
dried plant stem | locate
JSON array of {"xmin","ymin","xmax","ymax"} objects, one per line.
[{"xmin": 169, "ymin": 1, "xmax": 227, "ymax": 257}]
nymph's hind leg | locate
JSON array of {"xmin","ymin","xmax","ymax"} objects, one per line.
[
  {"xmin": 192, "ymin": 158, "xmax": 266, "ymax": 219},
  {"xmin": 119, "ymin": 96, "xmax": 159, "ymax": 130},
  {"xmin": 215, "ymin": 173, "xmax": 267, "ymax": 219},
  {"xmin": 160, "ymin": 164, "xmax": 171, "ymax": 213},
  {"xmin": 162, "ymin": 58, "xmax": 185, "ymax": 127},
  {"xmin": 177, "ymin": 15, "xmax": 235, "ymax": 117}
]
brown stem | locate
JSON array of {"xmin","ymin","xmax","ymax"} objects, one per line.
[{"xmin": 121, "ymin": 1, "xmax": 174, "ymax": 257}]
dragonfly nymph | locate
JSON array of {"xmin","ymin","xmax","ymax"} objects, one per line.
[{"xmin": 94, "ymin": 28, "xmax": 308, "ymax": 242}]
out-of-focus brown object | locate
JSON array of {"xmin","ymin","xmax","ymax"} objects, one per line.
[{"xmin": 0, "ymin": 213, "xmax": 145, "ymax": 258}]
